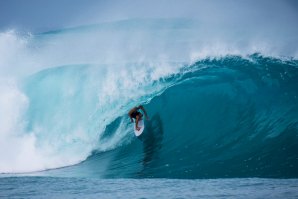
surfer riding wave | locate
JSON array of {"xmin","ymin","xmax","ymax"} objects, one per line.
[{"xmin": 128, "ymin": 105, "xmax": 149, "ymax": 131}]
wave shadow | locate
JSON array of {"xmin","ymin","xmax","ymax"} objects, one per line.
[{"xmin": 137, "ymin": 114, "xmax": 164, "ymax": 176}]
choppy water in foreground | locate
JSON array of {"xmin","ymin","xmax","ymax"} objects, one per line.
[{"xmin": 1, "ymin": 177, "xmax": 297, "ymax": 199}]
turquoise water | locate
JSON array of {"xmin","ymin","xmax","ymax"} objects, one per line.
[
  {"xmin": 0, "ymin": 19, "xmax": 298, "ymax": 198},
  {"xmin": 20, "ymin": 55, "xmax": 298, "ymax": 179}
]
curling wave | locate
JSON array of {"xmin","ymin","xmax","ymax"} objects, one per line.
[{"xmin": 43, "ymin": 55, "xmax": 298, "ymax": 179}]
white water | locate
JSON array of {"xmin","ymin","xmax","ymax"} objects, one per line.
[{"xmin": 0, "ymin": 12, "xmax": 297, "ymax": 173}]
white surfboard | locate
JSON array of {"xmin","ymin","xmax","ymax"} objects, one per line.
[{"xmin": 134, "ymin": 119, "xmax": 145, "ymax": 137}]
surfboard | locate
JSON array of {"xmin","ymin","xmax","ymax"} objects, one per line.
[{"xmin": 134, "ymin": 119, "xmax": 145, "ymax": 137}]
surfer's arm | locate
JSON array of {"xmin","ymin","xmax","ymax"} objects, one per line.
[{"xmin": 138, "ymin": 105, "xmax": 149, "ymax": 120}]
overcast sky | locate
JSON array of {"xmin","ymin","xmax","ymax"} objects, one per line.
[{"xmin": 0, "ymin": 0, "xmax": 297, "ymax": 33}]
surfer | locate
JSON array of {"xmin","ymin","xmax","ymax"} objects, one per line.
[{"xmin": 128, "ymin": 105, "xmax": 149, "ymax": 131}]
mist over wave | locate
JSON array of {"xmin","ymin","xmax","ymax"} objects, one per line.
[{"xmin": 0, "ymin": 18, "xmax": 297, "ymax": 174}]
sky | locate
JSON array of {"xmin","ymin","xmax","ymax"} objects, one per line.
[{"xmin": 0, "ymin": 0, "xmax": 297, "ymax": 33}]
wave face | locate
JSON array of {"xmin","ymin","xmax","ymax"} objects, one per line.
[
  {"xmin": 0, "ymin": 19, "xmax": 297, "ymax": 178},
  {"xmin": 139, "ymin": 55, "xmax": 298, "ymax": 178},
  {"xmin": 39, "ymin": 55, "xmax": 298, "ymax": 179}
]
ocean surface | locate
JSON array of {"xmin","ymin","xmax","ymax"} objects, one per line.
[
  {"xmin": 0, "ymin": 18, "xmax": 298, "ymax": 198},
  {"xmin": 1, "ymin": 177, "xmax": 298, "ymax": 199}
]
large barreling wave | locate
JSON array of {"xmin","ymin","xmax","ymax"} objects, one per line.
[{"xmin": 0, "ymin": 19, "xmax": 297, "ymax": 178}]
